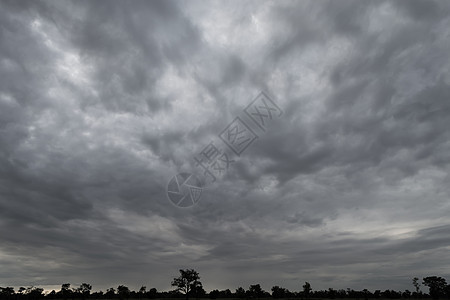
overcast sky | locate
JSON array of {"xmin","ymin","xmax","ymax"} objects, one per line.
[{"xmin": 1, "ymin": 0, "xmax": 450, "ymax": 294}]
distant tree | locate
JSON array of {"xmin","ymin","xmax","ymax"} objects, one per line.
[
  {"xmin": 77, "ymin": 283, "xmax": 92, "ymax": 300},
  {"xmin": 191, "ymin": 282, "xmax": 206, "ymax": 299},
  {"xmin": 329, "ymin": 288, "xmax": 337, "ymax": 299},
  {"xmin": 235, "ymin": 287, "xmax": 246, "ymax": 298},
  {"xmin": 91, "ymin": 291, "xmax": 104, "ymax": 298},
  {"xmin": 26, "ymin": 287, "xmax": 44, "ymax": 300},
  {"xmin": 117, "ymin": 286, "xmax": 130, "ymax": 300},
  {"xmin": 444, "ymin": 285, "xmax": 450, "ymax": 300},
  {"xmin": 413, "ymin": 278, "xmax": 422, "ymax": 295},
  {"xmin": 60, "ymin": 284, "xmax": 72, "ymax": 300},
  {"xmin": 0, "ymin": 287, "xmax": 15, "ymax": 300},
  {"xmin": 147, "ymin": 288, "xmax": 157, "ymax": 299},
  {"xmin": 383, "ymin": 289, "xmax": 403, "ymax": 299},
  {"xmin": 18, "ymin": 287, "xmax": 26, "ymax": 296},
  {"xmin": 220, "ymin": 289, "xmax": 232, "ymax": 298},
  {"xmin": 0, "ymin": 287, "xmax": 14, "ymax": 295},
  {"xmin": 165, "ymin": 290, "xmax": 181, "ymax": 298},
  {"xmin": 346, "ymin": 289, "xmax": 354, "ymax": 298},
  {"xmin": 336, "ymin": 289, "xmax": 347, "ymax": 298},
  {"xmin": 363, "ymin": 289, "xmax": 372, "ymax": 300},
  {"xmin": 423, "ymin": 277, "xmax": 447, "ymax": 300},
  {"xmin": 248, "ymin": 284, "xmax": 264, "ymax": 299},
  {"xmin": 209, "ymin": 290, "xmax": 220, "ymax": 299},
  {"xmin": 171, "ymin": 269, "xmax": 201, "ymax": 300},
  {"xmin": 303, "ymin": 282, "xmax": 311, "ymax": 299},
  {"xmin": 137, "ymin": 286, "xmax": 145, "ymax": 300},
  {"xmin": 105, "ymin": 288, "xmax": 116, "ymax": 299},
  {"xmin": 271, "ymin": 286, "xmax": 287, "ymax": 299}
]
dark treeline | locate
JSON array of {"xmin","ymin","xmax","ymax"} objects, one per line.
[{"xmin": 2, "ymin": 271, "xmax": 450, "ymax": 300}]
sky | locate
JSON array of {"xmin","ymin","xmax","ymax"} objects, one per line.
[{"xmin": 1, "ymin": 0, "xmax": 450, "ymax": 294}]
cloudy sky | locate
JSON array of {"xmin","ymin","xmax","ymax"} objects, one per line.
[{"xmin": 1, "ymin": 0, "xmax": 450, "ymax": 294}]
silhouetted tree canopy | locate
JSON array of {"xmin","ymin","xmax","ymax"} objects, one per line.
[
  {"xmin": 2, "ymin": 273, "xmax": 450, "ymax": 300},
  {"xmin": 413, "ymin": 278, "xmax": 422, "ymax": 295},
  {"xmin": 303, "ymin": 282, "xmax": 311, "ymax": 299},
  {"xmin": 247, "ymin": 284, "xmax": 268, "ymax": 299},
  {"xmin": 171, "ymin": 269, "xmax": 202, "ymax": 300},
  {"xmin": 235, "ymin": 287, "xmax": 246, "ymax": 298},
  {"xmin": 272, "ymin": 286, "xmax": 289, "ymax": 299},
  {"xmin": 423, "ymin": 276, "xmax": 447, "ymax": 300},
  {"xmin": 117, "ymin": 285, "xmax": 130, "ymax": 300}
]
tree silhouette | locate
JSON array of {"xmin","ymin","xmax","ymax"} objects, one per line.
[
  {"xmin": 209, "ymin": 290, "xmax": 220, "ymax": 299},
  {"xmin": 303, "ymin": 282, "xmax": 312, "ymax": 299},
  {"xmin": 423, "ymin": 276, "xmax": 447, "ymax": 300},
  {"xmin": 171, "ymin": 269, "xmax": 202, "ymax": 300},
  {"xmin": 137, "ymin": 287, "xmax": 145, "ymax": 300},
  {"xmin": 272, "ymin": 286, "xmax": 288, "ymax": 298},
  {"xmin": 25, "ymin": 287, "xmax": 44, "ymax": 300},
  {"xmin": 117, "ymin": 286, "xmax": 130, "ymax": 300},
  {"xmin": 248, "ymin": 284, "xmax": 264, "ymax": 299},
  {"xmin": 76, "ymin": 284, "xmax": 92, "ymax": 300},
  {"xmin": 147, "ymin": 288, "xmax": 157, "ymax": 299},
  {"xmin": 0, "ymin": 287, "xmax": 14, "ymax": 300},
  {"xmin": 3, "ymin": 273, "xmax": 450, "ymax": 300},
  {"xmin": 444, "ymin": 285, "xmax": 450, "ymax": 300},
  {"xmin": 235, "ymin": 287, "xmax": 246, "ymax": 298},
  {"xmin": 105, "ymin": 288, "xmax": 116, "ymax": 299},
  {"xmin": 413, "ymin": 278, "xmax": 421, "ymax": 295},
  {"xmin": 402, "ymin": 290, "xmax": 411, "ymax": 298},
  {"xmin": 191, "ymin": 282, "xmax": 206, "ymax": 299},
  {"xmin": 59, "ymin": 284, "xmax": 72, "ymax": 300}
]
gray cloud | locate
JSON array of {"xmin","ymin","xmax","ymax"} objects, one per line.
[{"xmin": 1, "ymin": 0, "xmax": 450, "ymax": 294}]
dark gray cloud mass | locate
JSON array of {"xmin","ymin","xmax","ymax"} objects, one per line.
[{"xmin": 1, "ymin": 0, "xmax": 450, "ymax": 293}]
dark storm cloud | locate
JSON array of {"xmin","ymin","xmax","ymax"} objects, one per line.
[
  {"xmin": 68, "ymin": 0, "xmax": 201, "ymax": 115},
  {"xmin": 1, "ymin": 0, "xmax": 450, "ymax": 294}
]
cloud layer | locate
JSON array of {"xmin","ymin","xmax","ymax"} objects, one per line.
[{"xmin": 1, "ymin": 0, "xmax": 450, "ymax": 293}]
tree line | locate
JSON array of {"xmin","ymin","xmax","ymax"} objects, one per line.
[{"xmin": 1, "ymin": 270, "xmax": 450, "ymax": 300}]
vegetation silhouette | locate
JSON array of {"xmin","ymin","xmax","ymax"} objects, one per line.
[
  {"xmin": 2, "ymin": 270, "xmax": 450, "ymax": 300},
  {"xmin": 171, "ymin": 269, "xmax": 204, "ymax": 300},
  {"xmin": 422, "ymin": 277, "xmax": 448, "ymax": 300}
]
